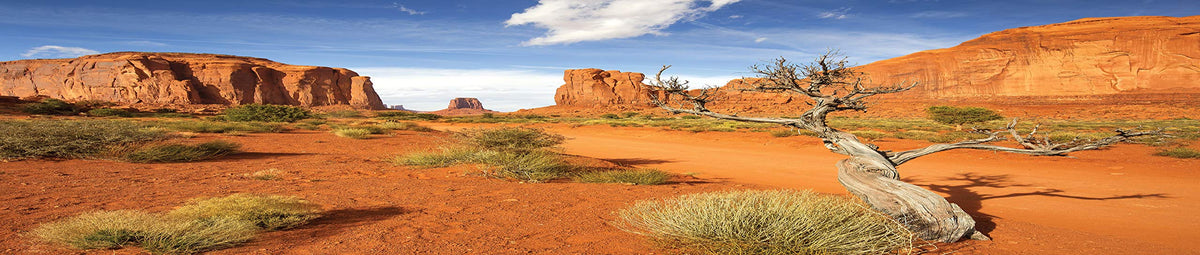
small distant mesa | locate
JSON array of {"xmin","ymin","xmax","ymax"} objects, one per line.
[{"xmin": 430, "ymin": 97, "xmax": 497, "ymax": 116}]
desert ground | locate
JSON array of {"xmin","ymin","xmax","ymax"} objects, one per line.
[{"xmin": 3, "ymin": 120, "xmax": 1196, "ymax": 254}]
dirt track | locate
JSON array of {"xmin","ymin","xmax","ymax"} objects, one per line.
[{"xmin": 515, "ymin": 124, "xmax": 1199, "ymax": 254}]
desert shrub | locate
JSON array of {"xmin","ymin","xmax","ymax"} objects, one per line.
[
  {"xmin": 474, "ymin": 150, "xmax": 569, "ymax": 182},
  {"xmin": 1155, "ymin": 147, "xmax": 1200, "ymax": 159},
  {"xmin": 32, "ymin": 210, "xmax": 161, "ymax": 250},
  {"xmin": 415, "ymin": 113, "xmax": 442, "ymax": 120},
  {"xmin": 22, "ymin": 98, "xmax": 79, "ymax": 115},
  {"xmin": 926, "ymin": 106, "xmax": 1004, "ymax": 126},
  {"xmin": 680, "ymin": 115, "xmax": 702, "ymax": 120},
  {"xmin": 769, "ymin": 130, "xmax": 798, "ymax": 137},
  {"xmin": 153, "ymin": 108, "xmax": 178, "ymax": 113},
  {"xmin": 600, "ymin": 113, "xmax": 620, "ymax": 119},
  {"xmin": 123, "ymin": 140, "xmax": 240, "ymax": 163},
  {"xmin": 88, "ymin": 108, "xmax": 135, "ymax": 117},
  {"xmin": 223, "ymin": 104, "xmax": 311, "ymax": 122},
  {"xmin": 0, "ymin": 120, "xmax": 166, "ymax": 160},
  {"xmin": 621, "ymin": 112, "xmax": 640, "ymax": 118},
  {"xmin": 395, "ymin": 147, "xmax": 480, "ymax": 168},
  {"xmin": 453, "ymin": 127, "xmax": 565, "ymax": 154},
  {"xmin": 850, "ymin": 130, "xmax": 888, "ymax": 140},
  {"xmin": 378, "ymin": 121, "xmax": 435, "ymax": 132},
  {"xmin": 137, "ymin": 217, "xmax": 259, "ymax": 254},
  {"xmin": 616, "ymin": 190, "xmax": 913, "ymax": 255},
  {"xmin": 324, "ymin": 110, "xmax": 362, "ymax": 118},
  {"xmin": 153, "ymin": 113, "xmax": 195, "ymax": 118},
  {"xmin": 167, "ymin": 194, "xmax": 321, "ymax": 231},
  {"xmin": 574, "ymin": 169, "xmax": 671, "ymax": 185},
  {"xmin": 481, "ymin": 113, "xmax": 495, "ymax": 118},
  {"xmin": 152, "ymin": 120, "xmax": 286, "ymax": 133},
  {"xmin": 332, "ymin": 128, "xmax": 374, "ymax": 139}
]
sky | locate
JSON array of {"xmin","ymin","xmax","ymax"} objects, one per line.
[{"xmin": 1, "ymin": 0, "xmax": 1197, "ymax": 111}]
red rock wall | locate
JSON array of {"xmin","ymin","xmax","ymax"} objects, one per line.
[
  {"xmin": 447, "ymin": 97, "xmax": 485, "ymax": 110},
  {"xmin": 0, "ymin": 52, "xmax": 386, "ymax": 109},
  {"xmin": 554, "ymin": 69, "xmax": 660, "ymax": 106}
]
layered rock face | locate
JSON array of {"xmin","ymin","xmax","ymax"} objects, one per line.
[
  {"xmin": 554, "ymin": 69, "xmax": 660, "ymax": 106},
  {"xmin": 861, "ymin": 15, "xmax": 1200, "ymax": 100},
  {"xmin": 431, "ymin": 97, "xmax": 496, "ymax": 116},
  {"xmin": 0, "ymin": 52, "xmax": 386, "ymax": 109}
]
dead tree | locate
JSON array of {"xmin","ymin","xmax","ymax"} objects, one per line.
[{"xmin": 646, "ymin": 51, "xmax": 1160, "ymax": 243}]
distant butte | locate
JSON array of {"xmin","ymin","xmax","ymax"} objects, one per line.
[
  {"xmin": 430, "ymin": 97, "xmax": 497, "ymax": 116},
  {"xmin": 0, "ymin": 52, "xmax": 386, "ymax": 109}
]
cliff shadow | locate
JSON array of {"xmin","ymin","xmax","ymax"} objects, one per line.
[{"xmin": 903, "ymin": 172, "xmax": 1168, "ymax": 236}]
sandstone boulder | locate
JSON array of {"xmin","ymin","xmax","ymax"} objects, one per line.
[
  {"xmin": 0, "ymin": 52, "xmax": 386, "ymax": 109},
  {"xmin": 554, "ymin": 69, "xmax": 661, "ymax": 106},
  {"xmin": 431, "ymin": 97, "xmax": 497, "ymax": 116}
]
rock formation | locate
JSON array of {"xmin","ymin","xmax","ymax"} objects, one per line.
[
  {"xmin": 860, "ymin": 15, "xmax": 1200, "ymax": 100},
  {"xmin": 0, "ymin": 52, "xmax": 386, "ymax": 109},
  {"xmin": 554, "ymin": 69, "xmax": 661, "ymax": 106},
  {"xmin": 431, "ymin": 97, "xmax": 497, "ymax": 116}
]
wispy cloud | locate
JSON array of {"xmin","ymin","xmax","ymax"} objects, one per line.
[
  {"xmin": 505, "ymin": 0, "xmax": 742, "ymax": 46},
  {"xmin": 818, "ymin": 7, "xmax": 851, "ymax": 19},
  {"xmin": 392, "ymin": 2, "xmax": 426, "ymax": 15},
  {"xmin": 21, "ymin": 45, "xmax": 100, "ymax": 58},
  {"xmin": 122, "ymin": 40, "xmax": 169, "ymax": 47},
  {"xmin": 910, "ymin": 11, "xmax": 967, "ymax": 18}
]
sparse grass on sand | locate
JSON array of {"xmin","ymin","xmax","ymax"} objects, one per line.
[
  {"xmin": 332, "ymin": 128, "xmax": 374, "ymax": 139},
  {"xmin": 148, "ymin": 120, "xmax": 287, "ymax": 134},
  {"xmin": 574, "ymin": 169, "xmax": 672, "ymax": 185},
  {"xmin": 122, "ymin": 140, "xmax": 240, "ymax": 163},
  {"xmin": 32, "ymin": 194, "xmax": 319, "ymax": 254},
  {"xmin": 616, "ymin": 190, "xmax": 914, "ymax": 255},
  {"xmin": 396, "ymin": 127, "xmax": 571, "ymax": 182},
  {"xmin": 378, "ymin": 121, "xmax": 435, "ymax": 132},
  {"xmin": 1155, "ymin": 147, "xmax": 1200, "ymax": 159},
  {"xmin": 0, "ymin": 119, "xmax": 167, "ymax": 160}
]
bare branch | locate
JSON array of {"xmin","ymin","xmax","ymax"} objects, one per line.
[{"xmin": 889, "ymin": 120, "xmax": 1163, "ymax": 165}]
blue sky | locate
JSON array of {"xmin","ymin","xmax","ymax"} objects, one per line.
[{"xmin": 2, "ymin": 0, "xmax": 1196, "ymax": 111}]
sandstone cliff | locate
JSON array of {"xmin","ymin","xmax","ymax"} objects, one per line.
[
  {"xmin": 860, "ymin": 15, "xmax": 1200, "ymax": 100},
  {"xmin": 0, "ymin": 52, "xmax": 386, "ymax": 109},
  {"xmin": 554, "ymin": 69, "xmax": 661, "ymax": 106},
  {"xmin": 431, "ymin": 97, "xmax": 497, "ymax": 116}
]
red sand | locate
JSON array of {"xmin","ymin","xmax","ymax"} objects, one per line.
[{"xmin": 1, "ymin": 124, "xmax": 1197, "ymax": 254}]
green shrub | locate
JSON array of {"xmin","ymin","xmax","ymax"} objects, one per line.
[
  {"xmin": 332, "ymin": 128, "xmax": 374, "ymax": 139},
  {"xmin": 22, "ymin": 98, "xmax": 79, "ymax": 115},
  {"xmin": 453, "ymin": 127, "xmax": 565, "ymax": 154},
  {"xmin": 324, "ymin": 110, "xmax": 362, "ymax": 118},
  {"xmin": 414, "ymin": 113, "xmax": 442, "ymax": 120},
  {"xmin": 1155, "ymin": 147, "xmax": 1200, "ymax": 159},
  {"xmin": 616, "ymin": 190, "xmax": 913, "ymax": 255},
  {"xmin": 167, "ymin": 194, "xmax": 322, "ymax": 231},
  {"xmin": 926, "ymin": 106, "xmax": 1004, "ymax": 126},
  {"xmin": 154, "ymin": 108, "xmax": 178, "ymax": 113},
  {"xmin": 223, "ymin": 104, "xmax": 311, "ymax": 122},
  {"xmin": 87, "ymin": 108, "xmax": 134, "ymax": 117},
  {"xmin": 0, "ymin": 120, "xmax": 166, "ymax": 160},
  {"xmin": 153, "ymin": 113, "xmax": 195, "ymax": 118},
  {"xmin": 31, "ymin": 210, "xmax": 161, "ymax": 250},
  {"xmin": 374, "ymin": 111, "xmax": 414, "ymax": 118},
  {"xmin": 600, "ymin": 113, "xmax": 620, "ymax": 119},
  {"xmin": 123, "ymin": 140, "xmax": 240, "ymax": 163},
  {"xmin": 378, "ymin": 121, "xmax": 435, "ymax": 132},
  {"xmin": 574, "ymin": 169, "xmax": 671, "ymax": 185}
]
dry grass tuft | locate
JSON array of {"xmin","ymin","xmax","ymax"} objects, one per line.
[
  {"xmin": 332, "ymin": 128, "xmax": 374, "ymax": 139},
  {"xmin": 1155, "ymin": 147, "xmax": 1200, "ymax": 159},
  {"xmin": 137, "ymin": 217, "xmax": 259, "ymax": 254},
  {"xmin": 123, "ymin": 140, "xmax": 240, "ymax": 163},
  {"xmin": 167, "ymin": 194, "xmax": 322, "ymax": 230},
  {"xmin": 574, "ymin": 169, "xmax": 672, "ymax": 185},
  {"xmin": 0, "ymin": 120, "xmax": 166, "ymax": 160},
  {"xmin": 31, "ymin": 210, "xmax": 160, "ymax": 250},
  {"xmin": 616, "ymin": 189, "xmax": 914, "ymax": 255}
]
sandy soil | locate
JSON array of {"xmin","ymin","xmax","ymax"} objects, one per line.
[{"xmin": 2, "ymin": 123, "xmax": 1197, "ymax": 254}]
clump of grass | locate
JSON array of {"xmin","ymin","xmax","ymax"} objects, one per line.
[
  {"xmin": 324, "ymin": 110, "xmax": 362, "ymax": 118},
  {"xmin": 245, "ymin": 169, "xmax": 282, "ymax": 180},
  {"xmin": 769, "ymin": 130, "xmax": 798, "ymax": 137},
  {"xmin": 575, "ymin": 169, "xmax": 671, "ymax": 185},
  {"xmin": 33, "ymin": 194, "xmax": 317, "ymax": 254},
  {"xmin": 927, "ymin": 105, "xmax": 1004, "ymax": 127},
  {"xmin": 474, "ymin": 150, "xmax": 569, "ymax": 182},
  {"xmin": 167, "ymin": 194, "xmax": 322, "ymax": 230},
  {"xmin": 222, "ymin": 104, "xmax": 311, "ymax": 122},
  {"xmin": 454, "ymin": 127, "xmax": 565, "ymax": 153},
  {"xmin": 378, "ymin": 121, "xmax": 434, "ymax": 132},
  {"xmin": 0, "ymin": 120, "xmax": 167, "ymax": 160},
  {"xmin": 850, "ymin": 130, "xmax": 889, "ymax": 140},
  {"xmin": 600, "ymin": 113, "xmax": 620, "ymax": 119},
  {"xmin": 31, "ymin": 210, "xmax": 160, "ymax": 250},
  {"xmin": 88, "ymin": 108, "xmax": 135, "ymax": 117},
  {"xmin": 395, "ymin": 148, "xmax": 479, "ymax": 168},
  {"xmin": 1155, "ymin": 147, "xmax": 1200, "ymax": 159},
  {"xmin": 22, "ymin": 98, "xmax": 80, "ymax": 115},
  {"xmin": 123, "ymin": 141, "xmax": 240, "ymax": 163},
  {"xmin": 150, "ymin": 120, "xmax": 286, "ymax": 133},
  {"xmin": 331, "ymin": 128, "xmax": 374, "ymax": 139},
  {"xmin": 616, "ymin": 190, "xmax": 913, "ymax": 255}
]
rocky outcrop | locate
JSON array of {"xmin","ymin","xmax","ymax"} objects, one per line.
[
  {"xmin": 554, "ymin": 69, "xmax": 661, "ymax": 106},
  {"xmin": 860, "ymin": 15, "xmax": 1200, "ymax": 100},
  {"xmin": 0, "ymin": 52, "xmax": 386, "ymax": 109},
  {"xmin": 431, "ymin": 97, "xmax": 497, "ymax": 116}
]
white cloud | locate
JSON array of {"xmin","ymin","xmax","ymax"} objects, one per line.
[
  {"xmin": 353, "ymin": 67, "xmax": 565, "ymax": 111},
  {"xmin": 754, "ymin": 37, "xmax": 767, "ymax": 43},
  {"xmin": 729, "ymin": 15, "xmax": 743, "ymax": 19},
  {"xmin": 20, "ymin": 45, "xmax": 100, "ymax": 58},
  {"xmin": 506, "ymin": 0, "xmax": 743, "ymax": 46},
  {"xmin": 818, "ymin": 7, "xmax": 851, "ymax": 19},
  {"xmin": 392, "ymin": 3, "xmax": 426, "ymax": 15}
]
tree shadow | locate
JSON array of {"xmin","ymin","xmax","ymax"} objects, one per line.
[
  {"xmin": 600, "ymin": 157, "xmax": 675, "ymax": 167},
  {"xmin": 903, "ymin": 173, "xmax": 1169, "ymax": 235}
]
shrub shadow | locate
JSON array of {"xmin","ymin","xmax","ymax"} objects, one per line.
[
  {"xmin": 904, "ymin": 172, "xmax": 1168, "ymax": 236},
  {"xmin": 600, "ymin": 157, "xmax": 675, "ymax": 167},
  {"xmin": 267, "ymin": 206, "xmax": 406, "ymax": 244}
]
